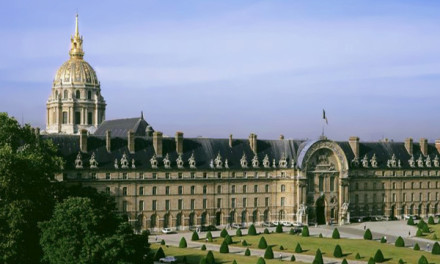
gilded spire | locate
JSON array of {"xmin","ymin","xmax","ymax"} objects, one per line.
[{"xmin": 69, "ymin": 14, "xmax": 84, "ymax": 59}]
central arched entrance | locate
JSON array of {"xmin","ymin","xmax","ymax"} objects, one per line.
[{"xmin": 316, "ymin": 197, "xmax": 326, "ymax": 225}]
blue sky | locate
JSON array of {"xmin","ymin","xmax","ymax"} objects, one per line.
[{"xmin": 1, "ymin": 0, "xmax": 440, "ymax": 141}]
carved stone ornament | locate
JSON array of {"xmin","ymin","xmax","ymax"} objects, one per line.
[
  {"xmin": 252, "ymin": 155, "xmax": 259, "ymax": 168},
  {"xmin": 263, "ymin": 154, "xmax": 270, "ymax": 168},
  {"xmin": 387, "ymin": 154, "xmax": 397, "ymax": 168},
  {"xmin": 131, "ymin": 158, "xmax": 136, "ymax": 169},
  {"xmin": 408, "ymin": 155, "xmax": 415, "ymax": 168},
  {"xmin": 417, "ymin": 154, "xmax": 424, "ymax": 168},
  {"xmin": 351, "ymin": 157, "xmax": 360, "ymax": 167},
  {"xmin": 75, "ymin": 152, "xmax": 83, "ymax": 169},
  {"xmin": 291, "ymin": 159, "xmax": 295, "ymax": 168},
  {"xmin": 163, "ymin": 153, "xmax": 171, "ymax": 169},
  {"xmin": 361, "ymin": 154, "xmax": 369, "ymax": 168},
  {"xmin": 240, "ymin": 153, "xmax": 248, "ymax": 168},
  {"xmin": 434, "ymin": 155, "xmax": 439, "ymax": 167},
  {"xmin": 210, "ymin": 159, "xmax": 214, "ymax": 169},
  {"xmin": 272, "ymin": 158, "xmax": 276, "ymax": 168},
  {"xmin": 398, "ymin": 159, "xmax": 401, "ymax": 168},
  {"xmin": 120, "ymin": 153, "xmax": 129, "ymax": 169},
  {"xmin": 425, "ymin": 155, "xmax": 432, "ymax": 168},
  {"xmin": 188, "ymin": 153, "xmax": 196, "ymax": 169},
  {"xmin": 114, "ymin": 158, "xmax": 119, "ymax": 169},
  {"xmin": 370, "ymin": 153, "xmax": 378, "ymax": 168},
  {"xmin": 225, "ymin": 159, "xmax": 229, "ymax": 169},
  {"xmin": 176, "ymin": 154, "xmax": 184, "ymax": 169},
  {"xmin": 215, "ymin": 152, "xmax": 223, "ymax": 169},
  {"xmin": 279, "ymin": 153, "xmax": 288, "ymax": 168},
  {"xmin": 150, "ymin": 154, "xmax": 158, "ymax": 169},
  {"xmin": 89, "ymin": 152, "xmax": 98, "ymax": 169}
]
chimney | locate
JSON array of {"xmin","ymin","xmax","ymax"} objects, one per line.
[
  {"xmin": 280, "ymin": 134, "xmax": 284, "ymax": 140},
  {"xmin": 349, "ymin": 136, "xmax": 360, "ymax": 159},
  {"xmin": 435, "ymin": 139, "xmax": 440, "ymax": 154},
  {"xmin": 229, "ymin": 134, "xmax": 233, "ymax": 148},
  {"xmin": 106, "ymin": 130, "xmax": 111, "ymax": 152},
  {"xmin": 420, "ymin": 138, "xmax": 428, "ymax": 156},
  {"xmin": 80, "ymin": 129, "xmax": 87, "ymax": 153},
  {"xmin": 128, "ymin": 130, "xmax": 135, "ymax": 154},
  {"xmin": 405, "ymin": 138, "xmax": 413, "ymax": 155},
  {"xmin": 175, "ymin": 131, "xmax": 183, "ymax": 154},
  {"xmin": 153, "ymin": 131, "xmax": 163, "ymax": 157},
  {"xmin": 249, "ymin": 133, "xmax": 257, "ymax": 153}
]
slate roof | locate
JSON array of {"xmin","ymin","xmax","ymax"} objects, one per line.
[{"xmin": 94, "ymin": 116, "xmax": 153, "ymax": 137}]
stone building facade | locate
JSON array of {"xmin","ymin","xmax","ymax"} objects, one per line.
[{"xmin": 46, "ymin": 16, "xmax": 440, "ymax": 232}]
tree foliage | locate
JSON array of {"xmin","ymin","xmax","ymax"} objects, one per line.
[
  {"xmin": 313, "ymin": 249, "xmax": 323, "ymax": 264},
  {"xmin": 248, "ymin": 224, "xmax": 257, "ymax": 235},
  {"xmin": 219, "ymin": 240, "xmax": 229, "ymax": 253},
  {"xmin": 154, "ymin": 247, "xmax": 165, "ymax": 261},
  {"xmin": 220, "ymin": 228, "xmax": 228, "ymax": 238},
  {"xmin": 295, "ymin": 243, "xmax": 303, "ymax": 253},
  {"xmin": 257, "ymin": 257, "xmax": 266, "ymax": 264},
  {"xmin": 302, "ymin": 226, "xmax": 310, "ymax": 237},
  {"xmin": 418, "ymin": 255, "xmax": 428, "ymax": 264},
  {"xmin": 224, "ymin": 234, "xmax": 233, "ymax": 245},
  {"xmin": 258, "ymin": 236, "xmax": 268, "ymax": 249},
  {"xmin": 332, "ymin": 228, "xmax": 340, "ymax": 239},
  {"xmin": 368, "ymin": 257, "xmax": 375, "ymax": 264},
  {"xmin": 245, "ymin": 248, "xmax": 251, "ymax": 256},
  {"xmin": 192, "ymin": 231, "xmax": 200, "ymax": 241},
  {"xmin": 179, "ymin": 237, "xmax": 188, "ymax": 248},
  {"xmin": 264, "ymin": 247, "xmax": 274, "ymax": 259},
  {"xmin": 374, "ymin": 249, "xmax": 385, "ymax": 263},
  {"xmin": 428, "ymin": 216, "xmax": 435, "ymax": 225},
  {"xmin": 290, "ymin": 255, "xmax": 296, "ymax": 261},
  {"xmin": 395, "ymin": 236, "xmax": 405, "ymax": 247},
  {"xmin": 236, "ymin": 228, "xmax": 242, "ymax": 237},
  {"xmin": 364, "ymin": 229, "xmax": 373, "ymax": 240},
  {"xmin": 341, "ymin": 259, "xmax": 348, "ymax": 264},
  {"xmin": 206, "ymin": 250, "xmax": 215, "ymax": 264},
  {"xmin": 407, "ymin": 216, "xmax": 415, "ymax": 225},
  {"xmin": 432, "ymin": 242, "xmax": 440, "ymax": 255},
  {"xmin": 263, "ymin": 228, "xmax": 270, "ymax": 234},
  {"xmin": 333, "ymin": 244, "xmax": 343, "ymax": 258},
  {"xmin": 206, "ymin": 231, "xmax": 213, "ymax": 242},
  {"xmin": 414, "ymin": 243, "xmax": 420, "ymax": 250},
  {"xmin": 275, "ymin": 223, "xmax": 283, "ymax": 233}
]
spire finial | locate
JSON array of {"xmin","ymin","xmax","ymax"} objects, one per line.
[
  {"xmin": 141, "ymin": 111, "xmax": 144, "ymax": 120},
  {"xmin": 69, "ymin": 14, "xmax": 84, "ymax": 59},
  {"xmin": 75, "ymin": 13, "xmax": 79, "ymax": 38}
]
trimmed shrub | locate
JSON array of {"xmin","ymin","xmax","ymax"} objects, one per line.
[
  {"xmin": 161, "ymin": 239, "xmax": 166, "ymax": 245},
  {"xmin": 380, "ymin": 236, "xmax": 387, "ymax": 243},
  {"xmin": 232, "ymin": 260, "xmax": 237, "ymax": 264},
  {"xmin": 355, "ymin": 253, "xmax": 361, "ymax": 259},
  {"xmin": 206, "ymin": 251, "xmax": 215, "ymax": 264},
  {"xmin": 279, "ymin": 245, "xmax": 284, "ymax": 250},
  {"xmin": 220, "ymin": 228, "xmax": 228, "ymax": 238},
  {"xmin": 429, "ymin": 216, "xmax": 435, "ymax": 225},
  {"xmin": 313, "ymin": 249, "xmax": 324, "ymax": 264},
  {"xmin": 414, "ymin": 243, "xmax": 420, "ymax": 250},
  {"xmin": 418, "ymin": 219, "xmax": 426, "ymax": 229},
  {"xmin": 276, "ymin": 223, "xmax": 283, "ymax": 233},
  {"xmin": 154, "ymin": 247, "xmax": 166, "ymax": 261},
  {"xmin": 219, "ymin": 240, "xmax": 229, "ymax": 253},
  {"xmin": 395, "ymin": 236, "xmax": 405, "ymax": 247},
  {"xmin": 333, "ymin": 244, "xmax": 343, "ymax": 258},
  {"xmin": 302, "ymin": 226, "xmax": 310, "ymax": 237},
  {"xmin": 257, "ymin": 257, "xmax": 266, "ymax": 264},
  {"xmin": 258, "ymin": 237, "xmax": 268, "ymax": 249},
  {"xmin": 290, "ymin": 255, "xmax": 296, "ymax": 261},
  {"xmin": 192, "ymin": 231, "xmax": 200, "ymax": 241},
  {"xmin": 264, "ymin": 228, "xmax": 270, "ymax": 234},
  {"xmin": 295, "ymin": 243, "xmax": 303, "ymax": 253},
  {"xmin": 245, "ymin": 248, "xmax": 251, "ymax": 256},
  {"xmin": 368, "ymin": 257, "xmax": 375, "ymax": 264},
  {"xmin": 407, "ymin": 216, "xmax": 415, "ymax": 225},
  {"xmin": 201, "ymin": 244, "xmax": 207, "ymax": 251},
  {"xmin": 264, "ymin": 247, "xmax": 274, "ymax": 259},
  {"xmin": 199, "ymin": 257, "xmax": 207, "ymax": 264},
  {"xmin": 248, "ymin": 224, "xmax": 257, "ymax": 236},
  {"xmin": 236, "ymin": 228, "xmax": 242, "ymax": 237},
  {"xmin": 418, "ymin": 255, "xmax": 428, "ymax": 264},
  {"xmin": 374, "ymin": 249, "xmax": 385, "ymax": 263},
  {"xmin": 319, "ymin": 233, "xmax": 323, "ymax": 238},
  {"xmin": 289, "ymin": 228, "xmax": 296, "ymax": 235},
  {"xmin": 364, "ymin": 229, "xmax": 373, "ymax": 240},
  {"xmin": 422, "ymin": 224, "xmax": 430, "ymax": 233},
  {"xmin": 206, "ymin": 231, "xmax": 213, "ymax": 241},
  {"xmin": 242, "ymin": 240, "xmax": 248, "ymax": 246},
  {"xmin": 179, "ymin": 237, "xmax": 187, "ymax": 248},
  {"xmin": 224, "ymin": 234, "xmax": 233, "ymax": 245},
  {"xmin": 332, "ymin": 228, "xmax": 340, "ymax": 239},
  {"xmin": 432, "ymin": 242, "xmax": 440, "ymax": 255},
  {"xmin": 398, "ymin": 259, "xmax": 404, "ymax": 264},
  {"xmin": 416, "ymin": 229, "xmax": 423, "ymax": 237},
  {"xmin": 341, "ymin": 259, "xmax": 348, "ymax": 264}
]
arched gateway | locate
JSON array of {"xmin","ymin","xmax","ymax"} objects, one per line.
[{"xmin": 296, "ymin": 139, "xmax": 350, "ymax": 225}]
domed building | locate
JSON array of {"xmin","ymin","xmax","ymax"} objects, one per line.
[{"xmin": 46, "ymin": 15, "xmax": 106, "ymax": 134}]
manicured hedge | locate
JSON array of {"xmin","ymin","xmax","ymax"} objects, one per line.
[
  {"xmin": 220, "ymin": 228, "xmax": 228, "ymax": 238},
  {"xmin": 245, "ymin": 248, "xmax": 251, "ymax": 256},
  {"xmin": 257, "ymin": 257, "xmax": 266, "ymax": 264},
  {"xmin": 192, "ymin": 231, "xmax": 199, "ymax": 241},
  {"xmin": 333, "ymin": 244, "xmax": 343, "ymax": 258},
  {"xmin": 418, "ymin": 255, "xmax": 428, "ymax": 264},
  {"xmin": 236, "ymin": 228, "xmax": 242, "ymax": 237},
  {"xmin": 414, "ymin": 243, "xmax": 420, "ymax": 251},
  {"xmin": 295, "ymin": 243, "xmax": 303, "ymax": 253},
  {"xmin": 179, "ymin": 237, "xmax": 187, "ymax": 248},
  {"xmin": 395, "ymin": 236, "xmax": 405, "ymax": 247},
  {"xmin": 219, "ymin": 240, "xmax": 229, "ymax": 253},
  {"xmin": 248, "ymin": 224, "xmax": 257, "ymax": 235},
  {"xmin": 313, "ymin": 249, "xmax": 323, "ymax": 264},
  {"xmin": 264, "ymin": 247, "xmax": 274, "ymax": 259},
  {"xmin": 302, "ymin": 226, "xmax": 310, "ymax": 237},
  {"xmin": 258, "ymin": 237, "xmax": 268, "ymax": 249},
  {"xmin": 276, "ymin": 223, "xmax": 283, "ymax": 233},
  {"xmin": 364, "ymin": 229, "xmax": 373, "ymax": 240},
  {"xmin": 432, "ymin": 242, "xmax": 440, "ymax": 255},
  {"xmin": 374, "ymin": 249, "xmax": 385, "ymax": 263},
  {"xmin": 206, "ymin": 251, "xmax": 215, "ymax": 264},
  {"xmin": 332, "ymin": 228, "xmax": 340, "ymax": 239},
  {"xmin": 154, "ymin": 247, "xmax": 166, "ymax": 261}
]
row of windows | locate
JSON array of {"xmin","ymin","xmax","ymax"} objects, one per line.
[
  {"xmin": 55, "ymin": 89, "xmax": 96, "ymax": 100},
  {"xmin": 353, "ymin": 192, "xmax": 440, "ymax": 204},
  {"xmin": 353, "ymin": 181, "xmax": 440, "ymax": 191}
]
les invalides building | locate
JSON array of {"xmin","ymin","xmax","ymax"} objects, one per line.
[{"xmin": 44, "ymin": 16, "xmax": 440, "ymax": 232}]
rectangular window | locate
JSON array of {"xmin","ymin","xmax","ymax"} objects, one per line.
[
  {"xmin": 122, "ymin": 187, "xmax": 127, "ymax": 196},
  {"xmin": 178, "ymin": 199, "xmax": 183, "ymax": 210},
  {"xmin": 403, "ymin": 193, "xmax": 407, "ymax": 202},
  {"xmin": 203, "ymin": 199, "xmax": 207, "ymax": 209},
  {"xmin": 165, "ymin": 186, "xmax": 170, "ymax": 195},
  {"xmin": 243, "ymin": 185, "xmax": 247, "ymax": 193},
  {"xmin": 254, "ymin": 185, "xmax": 258, "ymax": 193},
  {"xmin": 217, "ymin": 185, "xmax": 222, "ymax": 194},
  {"xmin": 191, "ymin": 199, "xmax": 195, "ymax": 210},
  {"xmin": 122, "ymin": 201, "xmax": 127, "ymax": 212},
  {"xmin": 62, "ymin": 111, "xmax": 68, "ymax": 124},
  {"xmin": 74, "ymin": 111, "xmax": 81, "ymax": 125},
  {"xmin": 152, "ymin": 187, "xmax": 157, "ymax": 195},
  {"xmin": 152, "ymin": 173, "xmax": 157, "ymax": 179},
  {"xmin": 152, "ymin": 200, "xmax": 157, "ymax": 210},
  {"xmin": 265, "ymin": 197, "xmax": 269, "ymax": 207},
  {"xmin": 139, "ymin": 172, "xmax": 144, "ymax": 179},
  {"xmin": 105, "ymin": 173, "xmax": 111, "ymax": 180},
  {"xmin": 330, "ymin": 177, "xmax": 335, "ymax": 192},
  {"xmin": 203, "ymin": 185, "xmax": 207, "ymax": 194},
  {"xmin": 254, "ymin": 197, "xmax": 258, "ymax": 207},
  {"xmin": 231, "ymin": 198, "xmax": 236, "ymax": 208},
  {"xmin": 231, "ymin": 185, "xmax": 236, "ymax": 194},
  {"xmin": 139, "ymin": 200, "xmax": 144, "ymax": 211},
  {"xmin": 165, "ymin": 173, "xmax": 170, "ymax": 179},
  {"xmin": 178, "ymin": 186, "xmax": 183, "ymax": 195},
  {"xmin": 203, "ymin": 172, "xmax": 207, "ymax": 178},
  {"xmin": 139, "ymin": 187, "xmax": 144, "ymax": 195},
  {"xmin": 217, "ymin": 172, "xmax": 222, "ymax": 178},
  {"xmin": 191, "ymin": 172, "xmax": 195, "ymax": 179},
  {"xmin": 165, "ymin": 200, "xmax": 170, "ymax": 210},
  {"xmin": 217, "ymin": 198, "xmax": 222, "ymax": 208},
  {"xmin": 243, "ymin": 198, "xmax": 247, "ymax": 207},
  {"xmin": 319, "ymin": 177, "xmax": 324, "ymax": 192},
  {"xmin": 191, "ymin": 186, "xmax": 195, "ymax": 195},
  {"xmin": 91, "ymin": 172, "xmax": 96, "ymax": 179},
  {"xmin": 87, "ymin": 112, "xmax": 92, "ymax": 125},
  {"xmin": 281, "ymin": 197, "xmax": 285, "ymax": 206},
  {"xmin": 265, "ymin": 185, "xmax": 269, "ymax": 193},
  {"xmin": 122, "ymin": 173, "xmax": 127, "ymax": 179},
  {"xmin": 178, "ymin": 173, "xmax": 183, "ymax": 179}
]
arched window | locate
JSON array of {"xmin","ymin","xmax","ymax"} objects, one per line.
[
  {"xmin": 281, "ymin": 184, "xmax": 286, "ymax": 192},
  {"xmin": 76, "ymin": 90, "xmax": 80, "ymax": 99},
  {"xmin": 88, "ymin": 91, "xmax": 92, "ymax": 100},
  {"xmin": 63, "ymin": 90, "xmax": 68, "ymax": 99}
]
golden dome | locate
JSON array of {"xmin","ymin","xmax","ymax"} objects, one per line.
[{"xmin": 54, "ymin": 59, "xmax": 99, "ymax": 85}]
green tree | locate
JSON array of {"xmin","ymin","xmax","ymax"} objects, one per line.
[
  {"xmin": 295, "ymin": 243, "xmax": 303, "ymax": 253},
  {"xmin": 380, "ymin": 236, "xmax": 387, "ymax": 243},
  {"xmin": 302, "ymin": 226, "xmax": 310, "ymax": 237},
  {"xmin": 154, "ymin": 247, "xmax": 165, "ymax": 261},
  {"xmin": 364, "ymin": 228, "xmax": 373, "ymax": 240},
  {"xmin": 201, "ymin": 244, "xmax": 207, "ymax": 251},
  {"xmin": 290, "ymin": 255, "xmax": 296, "ymax": 261},
  {"xmin": 368, "ymin": 257, "xmax": 375, "ymax": 264},
  {"xmin": 242, "ymin": 240, "xmax": 248, "ymax": 246},
  {"xmin": 414, "ymin": 243, "xmax": 420, "ymax": 250},
  {"xmin": 279, "ymin": 245, "xmax": 284, "ymax": 250},
  {"xmin": 428, "ymin": 216, "xmax": 435, "ymax": 225},
  {"xmin": 224, "ymin": 234, "xmax": 233, "ymax": 245},
  {"xmin": 206, "ymin": 231, "xmax": 213, "ymax": 242},
  {"xmin": 374, "ymin": 249, "xmax": 385, "ymax": 263},
  {"xmin": 416, "ymin": 229, "xmax": 423, "ymax": 237},
  {"xmin": 407, "ymin": 216, "xmax": 415, "ymax": 225},
  {"xmin": 245, "ymin": 248, "xmax": 251, "ymax": 256},
  {"xmin": 276, "ymin": 223, "xmax": 283, "ymax": 233},
  {"xmin": 220, "ymin": 228, "xmax": 228, "ymax": 238},
  {"xmin": 355, "ymin": 253, "xmax": 361, "ymax": 259},
  {"xmin": 192, "ymin": 231, "xmax": 200, "ymax": 241},
  {"xmin": 332, "ymin": 228, "xmax": 340, "ymax": 239},
  {"xmin": 0, "ymin": 113, "xmax": 62, "ymax": 263},
  {"xmin": 432, "ymin": 242, "xmax": 440, "ymax": 255},
  {"xmin": 258, "ymin": 236, "xmax": 268, "ymax": 249},
  {"xmin": 264, "ymin": 228, "xmax": 270, "ymax": 234},
  {"xmin": 236, "ymin": 228, "xmax": 242, "ymax": 237},
  {"xmin": 313, "ymin": 249, "xmax": 323, "ymax": 264},
  {"xmin": 264, "ymin": 247, "xmax": 274, "ymax": 259},
  {"xmin": 200, "ymin": 257, "xmax": 207, "ymax": 264},
  {"xmin": 398, "ymin": 259, "xmax": 404, "ymax": 264},
  {"xmin": 257, "ymin": 257, "xmax": 266, "ymax": 264},
  {"xmin": 232, "ymin": 260, "xmax": 237, "ymax": 264},
  {"xmin": 341, "ymin": 259, "xmax": 348, "ymax": 264},
  {"xmin": 206, "ymin": 251, "xmax": 215, "ymax": 264},
  {"xmin": 219, "ymin": 240, "xmax": 229, "ymax": 253},
  {"xmin": 179, "ymin": 237, "xmax": 188, "ymax": 248},
  {"xmin": 161, "ymin": 239, "xmax": 166, "ymax": 245},
  {"xmin": 248, "ymin": 224, "xmax": 257, "ymax": 235},
  {"xmin": 418, "ymin": 255, "xmax": 428, "ymax": 264},
  {"xmin": 395, "ymin": 236, "xmax": 405, "ymax": 247},
  {"xmin": 333, "ymin": 244, "xmax": 343, "ymax": 258}
]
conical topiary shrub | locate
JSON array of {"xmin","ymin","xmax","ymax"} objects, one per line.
[
  {"xmin": 192, "ymin": 231, "xmax": 200, "ymax": 241},
  {"xmin": 355, "ymin": 253, "xmax": 361, "ymax": 259},
  {"xmin": 422, "ymin": 224, "xmax": 430, "ymax": 233},
  {"xmin": 364, "ymin": 229, "xmax": 373, "ymax": 240},
  {"xmin": 264, "ymin": 228, "xmax": 270, "ymax": 234},
  {"xmin": 248, "ymin": 224, "xmax": 257, "ymax": 236},
  {"xmin": 333, "ymin": 244, "xmax": 343, "ymax": 258},
  {"xmin": 319, "ymin": 233, "xmax": 323, "ymax": 238},
  {"xmin": 418, "ymin": 255, "xmax": 428, "ymax": 264},
  {"xmin": 407, "ymin": 216, "xmax": 414, "ymax": 225},
  {"xmin": 416, "ymin": 229, "xmax": 423, "ymax": 237},
  {"xmin": 224, "ymin": 234, "xmax": 233, "ymax": 245},
  {"xmin": 179, "ymin": 237, "xmax": 187, "ymax": 248},
  {"xmin": 368, "ymin": 257, "xmax": 375, "ymax": 264},
  {"xmin": 242, "ymin": 240, "xmax": 248, "ymax": 246},
  {"xmin": 332, "ymin": 228, "xmax": 340, "ymax": 239},
  {"xmin": 258, "ymin": 236, "xmax": 268, "ymax": 249},
  {"xmin": 295, "ymin": 243, "xmax": 303, "ymax": 253},
  {"xmin": 302, "ymin": 226, "xmax": 310, "ymax": 237},
  {"xmin": 414, "ymin": 243, "xmax": 420, "ymax": 250},
  {"xmin": 199, "ymin": 257, "xmax": 207, "ymax": 264},
  {"xmin": 201, "ymin": 244, "xmax": 207, "ymax": 251},
  {"xmin": 206, "ymin": 251, "xmax": 215, "ymax": 264},
  {"xmin": 245, "ymin": 248, "xmax": 251, "ymax": 256},
  {"xmin": 206, "ymin": 231, "xmax": 213, "ymax": 242},
  {"xmin": 341, "ymin": 259, "xmax": 348, "ymax": 264},
  {"xmin": 432, "ymin": 242, "xmax": 440, "ymax": 255},
  {"xmin": 418, "ymin": 219, "xmax": 427, "ymax": 229},
  {"xmin": 219, "ymin": 240, "xmax": 229, "ymax": 253},
  {"xmin": 161, "ymin": 239, "xmax": 166, "ymax": 245},
  {"xmin": 264, "ymin": 247, "xmax": 274, "ymax": 259},
  {"xmin": 380, "ymin": 236, "xmax": 387, "ymax": 243},
  {"xmin": 395, "ymin": 236, "xmax": 405, "ymax": 247},
  {"xmin": 289, "ymin": 228, "xmax": 296, "ymax": 235},
  {"xmin": 313, "ymin": 249, "xmax": 324, "ymax": 264},
  {"xmin": 374, "ymin": 249, "xmax": 385, "ymax": 263},
  {"xmin": 398, "ymin": 259, "xmax": 404, "ymax": 264},
  {"xmin": 276, "ymin": 223, "xmax": 283, "ymax": 233},
  {"xmin": 220, "ymin": 228, "xmax": 228, "ymax": 238},
  {"xmin": 279, "ymin": 245, "xmax": 284, "ymax": 250},
  {"xmin": 232, "ymin": 260, "xmax": 237, "ymax": 264},
  {"xmin": 290, "ymin": 255, "xmax": 296, "ymax": 261},
  {"xmin": 154, "ymin": 247, "xmax": 166, "ymax": 261},
  {"xmin": 257, "ymin": 257, "xmax": 266, "ymax": 264},
  {"xmin": 429, "ymin": 216, "xmax": 435, "ymax": 225},
  {"xmin": 236, "ymin": 228, "xmax": 242, "ymax": 237}
]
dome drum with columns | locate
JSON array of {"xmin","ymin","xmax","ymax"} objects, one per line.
[{"xmin": 46, "ymin": 15, "xmax": 106, "ymax": 134}]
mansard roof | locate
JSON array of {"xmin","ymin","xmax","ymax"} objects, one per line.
[{"xmin": 94, "ymin": 116, "xmax": 153, "ymax": 137}]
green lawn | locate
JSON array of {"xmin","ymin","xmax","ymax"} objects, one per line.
[
  {"xmin": 202, "ymin": 231, "xmax": 440, "ymax": 264},
  {"xmin": 427, "ymin": 224, "xmax": 440, "ymax": 240},
  {"xmin": 151, "ymin": 244, "xmax": 306, "ymax": 264}
]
